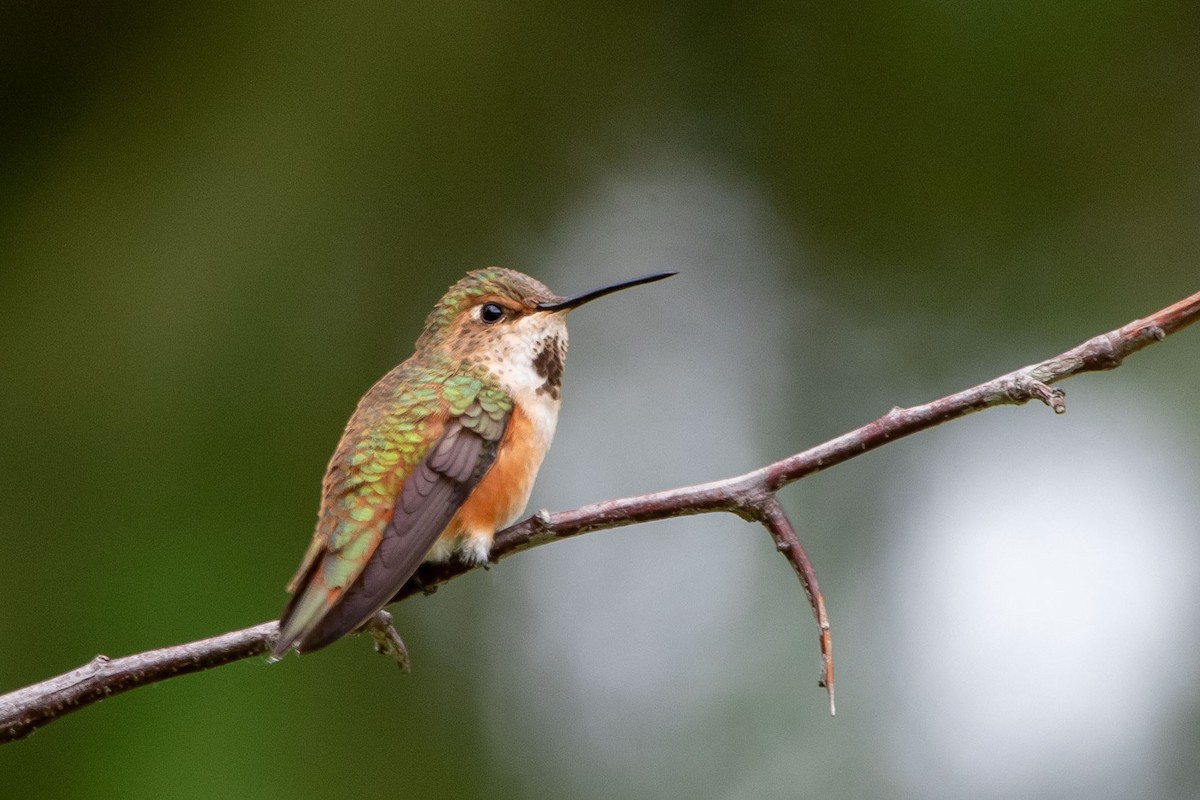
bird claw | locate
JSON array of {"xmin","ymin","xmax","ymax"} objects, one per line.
[{"xmin": 363, "ymin": 610, "xmax": 411, "ymax": 672}]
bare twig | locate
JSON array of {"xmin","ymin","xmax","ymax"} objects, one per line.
[
  {"xmin": 2, "ymin": 289, "xmax": 1198, "ymax": 743},
  {"xmin": 0, "ymin": 609, "xmax": 407, "ymax": 744},
  {"xmin": 757, "ymin": 495, "xmax": 834, "ymax": 715},
  {"xmin": 0, "ymin": 622, "xmax": 275, "ymax": 745}
]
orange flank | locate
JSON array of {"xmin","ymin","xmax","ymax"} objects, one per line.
[{"xmin": 444, "ymin": 404, "xmax": 544, "ymax": 554}]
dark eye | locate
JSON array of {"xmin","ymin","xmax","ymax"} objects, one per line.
[{"xmin": 480, "ymin": 302, "xmax": 505, "ymax": 324}]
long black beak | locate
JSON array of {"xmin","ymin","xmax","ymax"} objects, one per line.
[{"xmin": 537, "ymin": 271, "xmax": 676, "ymax": 312}]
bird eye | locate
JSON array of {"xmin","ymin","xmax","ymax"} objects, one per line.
[{"xmin": 479, "ymin": 302, "xmax": 505, "ymax": 324}]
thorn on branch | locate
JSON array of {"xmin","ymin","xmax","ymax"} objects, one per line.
[
  {"xmin": 1030, "ymin": 381, "xmax": 1066, "ymax": 414},
  {"xmin": 1005, "ymin": 374, "xmax": 1067, "ymax": 414}
]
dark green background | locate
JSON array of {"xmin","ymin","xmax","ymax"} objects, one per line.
[{"xmin": 3, "ymin": 3, "xmax": 1198, "ymax": 798}]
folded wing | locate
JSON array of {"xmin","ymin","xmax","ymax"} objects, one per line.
[{"xmin": 272, "ymin": 378, "xmax": 510, "ymax": 658}]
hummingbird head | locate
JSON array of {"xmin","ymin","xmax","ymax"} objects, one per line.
[{"xmin": 416, "ymin": 268, "xmax": 673, "ymax": 402}]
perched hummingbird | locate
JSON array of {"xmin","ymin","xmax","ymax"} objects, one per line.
[{"xmin": 271, "ymin": 267, "xmax": 674, "ymax": 658}]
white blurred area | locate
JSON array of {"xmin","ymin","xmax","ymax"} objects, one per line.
[
  {"xmin": 870, "ymin": 392, "xmax": 1200, "ymax": 798},
  {"xmin": 478, "ymin": 152, "xmax": 814, "ymax": 797}
]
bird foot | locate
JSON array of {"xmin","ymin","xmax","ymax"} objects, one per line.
[{"xmin": 363, "ymin": 609, "xmax": 410, "ymax": 672}]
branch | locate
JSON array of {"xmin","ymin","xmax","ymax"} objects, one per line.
[{"xmin": 3, "ymin": 289, "xmax": 1198, "ymax": 743}]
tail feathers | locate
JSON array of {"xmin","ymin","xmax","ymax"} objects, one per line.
[{"xmin": 270, "ymin": 582, "xmax": 338, "ymax": 661}]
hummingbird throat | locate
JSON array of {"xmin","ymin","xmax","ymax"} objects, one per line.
[{"xmin": 532, "ymin": 335, "xmax": 565, "ymax": 400}]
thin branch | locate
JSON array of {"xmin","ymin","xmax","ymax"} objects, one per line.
[
  {"xmin": 0, "ymin": 622, "xmax": 275, "ymax": 744},
  {"xmin": 2, "ymin": 289, "xmax": 1198, "ymax": 743},
  {"xmin": 757, "ymin": 495, "xmax": 834, "ymax": 715}
]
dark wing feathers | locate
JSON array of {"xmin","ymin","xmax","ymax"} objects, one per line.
[{"xmin": 429, "ymin": 424, "xmax": 481, "ymax": 482}]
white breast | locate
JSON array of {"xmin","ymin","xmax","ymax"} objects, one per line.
[{"xmin": 487, "ymin": 313, "xmax": 568, "ymax": 451}]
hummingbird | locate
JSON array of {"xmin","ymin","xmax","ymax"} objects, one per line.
[{"xmin": 271, "ymin": 267, "xmax": 674, "ymax": 659}]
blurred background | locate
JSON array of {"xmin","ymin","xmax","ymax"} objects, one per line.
[{"xmin": 2, "ymin": 2, "xmax": 1199, "ymax": 798}]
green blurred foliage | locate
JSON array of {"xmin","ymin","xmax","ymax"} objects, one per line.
[{"xmin": 1, "ymin": 2, "xmax": 1198, "ymax": 798}]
